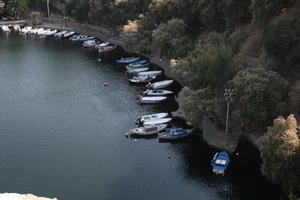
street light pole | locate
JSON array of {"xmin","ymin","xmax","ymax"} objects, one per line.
[{"xmin": 224, "ymin": 88, "xmax": 234, "ymax": 136}]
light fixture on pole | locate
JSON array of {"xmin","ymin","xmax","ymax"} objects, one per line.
[{"xmin": 224, "ymin": 88, "xmax": 234, "ymax": 136}]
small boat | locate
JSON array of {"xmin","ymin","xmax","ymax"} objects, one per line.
[
  {"xmin": 13, "ymin": 25, "xmax": 21, "ymax": 32},
  {"xmin": 29, "ymin": 28, "xmax": 39, "ymax": 34},
  {"xmin": 146, "ymin": 80, "xmax": 174, "ymax": 89},
  {"xmin": 211, "ymin": 151, "xmax": 230, "ymax": 175},
  {"xmin": 98, "ymin": 44, "xmax": 117, "ymax": 54},
  {"xmin": 83, "ymin": 39, "xmax": 97, "ymax": 47},
  {"xmin": 129, "ymin": 75, "xmax": 156, "ymax": 83},
  {"xmin": 21, "ymin": 26, "xmax": 32, "ymax": 34},
  {"xmin": 139, "ymin": 96, "xmax": 167, "ymax": 104},
  {"xmin": 126, "ymin": 60, "xmax": 148, "ymax": 67},
  {"xmin": 95, "ymin": 42, "xmax": 109, "ymax": 48},
  {"xmin": 69, "ymin": 35, "xmax": 80, "ymax": 41},
  {"xmin": 45, "ymin": 29, "xmax": 57, "ymax": 37},
  {"xmin": 55, "ymin": 30, "xmax": 67, "ymax": 37},
  {"xmin": 1, "ymin": 25, "xmax": 10, "ymax": 32},
  {"xmin": 127, "ymin": 67, "xmax": 149, "ymax": 75},
  {"xmin": 126, "ymin": 62, "xmax": 149, "ymax": 70},
  {"xmin": 127, "ymin": 124, "xmax": 168, "ymax": 137},
  {"xmin": 137, "ymin": 113, "xmax": 169, "ymax": 124},
  {"xmin": 79, "ymin": 36, "xmax": 95, "ymax": 42},
  {"xmin": 38, "ymin": 28, "xmax": 51, "ymax": 36},
  {"xmin": 116, "ymin": 57, "xmax": 140, "ymax": 64},
  {"xmin": 143, "ymin": 89, "xmax": 173, "ymax": 96},
  {"xmin": 63, "ymin": 31, "xmax": 75, "ymax": 38},
  {"xmin": 137, "ymin": 70, "xmax": 162, "ymax": 77},
  {"xmin": 36, "ymin": 28, "xmax": 45, "ymax": 35},
  {"xmin": 158, "ymin": 128, "xmax": 193, "ymax": 141},
  {"xmin": 143, "ymin": 118, "xmax": 172, "ymax": 126}
]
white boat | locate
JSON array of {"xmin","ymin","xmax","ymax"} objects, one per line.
[
  {"xmin": 36, "ymin": 28, "xmax": 45, "ymax": 35},
  {"xmin": 45, "ymin": 29, "xmax": 57, "ymax": 36},
  {"xmin": 29, "ymin": 28, "xmax": 38, "ymax": 34},
  {"xmin": 129, "ymin": 75, "xmax": 156, "ymax": 83},
  {"xmin": 21, "ymin": 26, "xmax": 32, "ymax": 34},
  {"xmin": 83, "ymin": 39, "xmax": 96, "ymax": 47},
  {"xmin": 38, "ymin": 28, "xmax": 51, "ymax": 36},
  {"xmin": 63, "ymin": 31, "xmax": 75, "ymax": 38},
  {"xmin": 127, "ymin": 124, "xmax": 168, "ymax": 137},
  {"xmin": 137, "ymin": 70, "xmax": 162, "ymax": 77},
  {"xmin": 95, "ymin": 42, "xmax": 109, "ymax": 48},
  {"xmin": 137, "ymin": 113, "xmax": 169, "ymax": 124},
  {"xmin": 55, "ymin": 31, "xmax": 67, "ymax": 37},
  {"xmin": 146, "ymin": 80, "xmax": 174, "ymax": 89},
  {"xmin": 143, "ymin": 89, "xmax": 173, "ymax": 96},
  {"xmin": 1, "ymin": 25, "xmax": 10, "ymax": 32},
  {"xmin": 126, "ymin": 63, "xmax": 149, "ymax": 70},
  {"xmin": 13, "ymin": 25, "xmax": 21, "ymax": 32},
  {"xmin": 139, "ymin": 96, "xmax": 167, "ymax": 104},
  {"xmin": 127, "ymin": 67, "xmax": 149, "ymax": 75},
  {"xmin": 143, "ymin": 118, "xmax": 172, "ymax": 126},
  {"xmin": 69, "ymin": 35, "xmax": 80, "ymax": 41}
]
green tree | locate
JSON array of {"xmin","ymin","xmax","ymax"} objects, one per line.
[
  {"xmin": 232, "ymin": 67, "xmax": 288, "ymax": 127},
  {"xmin": 257, "ymin": 114, "xmax": 300, "ymax": 195},
  {"xmin": 7, "ymin": 0, "xmax": 28, "ymax": 18},
  {"xmin": 152, "ymin": 18, "xmax": 192, "ymax": 58}
]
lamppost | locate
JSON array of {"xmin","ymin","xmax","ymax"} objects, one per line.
[{"xmin": 224, "ymin": 88, "xmax": 234, "ymax": 136}]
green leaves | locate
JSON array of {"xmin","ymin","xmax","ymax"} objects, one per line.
[{"xmin": 7, "ymin": 0, "xmax": 28, "ymax": 18}]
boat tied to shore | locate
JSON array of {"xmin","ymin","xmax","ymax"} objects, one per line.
[
  {"xmin": 136, "ymin": 113, "xmax": 169, "ymax": 124},
  {"xmin": 211, "ymin": 151, "xmax": 230, "ymax": 175},
  {"xmin": 158, "ymin": 128, "xmax": 193, "ymax": 142},
  {"xmin": 116, "ymin": 57, "xmax": 141, "ymax": 64},
  {"xmin": 126, "ymin": 124, "xmax": 168, "ymax": 137},
  {"xmin": 146, "ymin": 80, "xmax": 174, "ymax": 89},
  {"xmin": 129, "ymin": 75, "xmax": 156, "ymax": 83},
  {"xmin": 143, "ymin": 89, "xmax": 173, "ymax": 96},
  {"xmin": 139, "ymin": 96, "xmax": 167, "ymax": 104}
]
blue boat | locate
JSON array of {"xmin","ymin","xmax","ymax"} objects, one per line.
[
  {"xmin": 116, "ymin": 57, "xmax": 140, "ymax": 64},
  {"xmin": 158, "ymin": 128, "xmax": 193, "ymax": 142},
  {"xmin": 211, "ymin": 151, "xmax": 230, "ymax": 175},
  {"xmin": 127, "ymin": 59, "xmax": 148, "ymax": 66}
]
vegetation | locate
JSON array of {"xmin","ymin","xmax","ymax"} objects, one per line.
[
  {"xmin": 7, "ymin": 0, "xmax": 28, "ymax": 18},
  {"xmin": 257, "ymin": 115, "xmax": 300, "ymax": 196}
]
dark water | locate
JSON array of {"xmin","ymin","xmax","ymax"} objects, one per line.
[{"xmin": 0, "ymin": 32, "xmax": 284, "ymax": 200}]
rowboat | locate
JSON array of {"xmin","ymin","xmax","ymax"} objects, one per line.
[
  {"xmin": 158, "ymin": 128, "xmax": 193, "ymax": 141},
  {"xmin": 98, "ymin": 45, "xmax": 117, "ymax": 54},
  {"xmin": 79, "ymin": 36, "xmax": 95, "ymax": 42},
  {"xmin": 136, "ymin": 113, "xmax": 169, "ymax": 124},
  {"xmin": 63, "ymin": 31, "xmax": 75, "ymax": 38},
  {"xmin": 95, "ymin": 42, "xmax": 110, "ymax": 49},
  {"xmin": 143, "ymin": 89, "xmax": 173, "ymax": 96},
  {"xmin": 139, "ymin": 96, "xmax": 167, "ymax": 104},
  {"xmin": 129, "ymin": 75, "xmax": 156, "ymax": 83},
  {"xmin": 211, "ymin": 151, "xmax": 230, "ymax": 175},
  {"xmin": 143, "ymin": 118, "xmax": 172, "ymax": 126},
  {"xmin": 54, "ymin": 31, "xmax": 67, "ymax": 37},
  {"xmin": 13, "ymin": 25, "xmax": 21, "ymax": 32},
  {"xmin": 127, "ymin": 67, "xmax": 149, "ymax": 75},
  {"xmin": 126, "ymin": 60, "xmax": 148, "ymax": 67},
  {"xmin": 83, "ymin": 39, "xmax": 97, "ymax": 47},
  {"xmin": 116, "ymin": 57, "xmax": 140, "ymax": 64},
  {"xmin": 137, "ymin": 70, "xmax": 162, "ymax": 77},
  {"xmin": 127, "ymin": 124, "xmax": 168, "ymax": 137},
  {"xmin": 125, "ymin": 62, "xmax": 149, "ymax": 70},
  {"xmin": 69, "ymin": 35, "xmax": 80, "ymax": 41},
  {"xmin": 146, "ymin": 80, "xmax": 174, "ymax": 89},
  {"xmin": 45, "ymin": 29, "xmax": 57, "ymax": 37},
  {"xmin": 1, "ymin": 25, "xmax": 10, "ymax": 32},
  {"xmin": 21, "ymin": 26, "xmax": 32, "ymax": 34}
]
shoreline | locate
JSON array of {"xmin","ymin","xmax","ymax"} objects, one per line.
[{"xmin": 24, "ymin": 16, "xmax": 254, "ymax": 153}]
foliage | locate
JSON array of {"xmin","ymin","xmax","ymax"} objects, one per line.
[
  {"xmin": 232, "ymin": 67, "xmax": 288, "ymax": 127},
  {"xmin": 66, "ymin": 0, "xmax": 89, "ymax": 22},
  {"xmin": 257, "ymin": 115, "xmax": 300, "ymax": 195},
  {"xmin": 152, "ymin": 18, "xmax": 192, "ymax": 58},
  {"xmin": 264, "ymin": 17, "xmax": 300, "ymax": 66},
  {"xmin": 172, "ymin": 33, "xmax": 233, "ymax": 91},
  {"xmin": 31, "ymin": 11, "xmax": 40, "ymax": 25},
  {"xmin": 7, "ymin": 0, "xmax": 28, "ymax": 18},
  {"xmin": 183, "ymin": 88, "xmax": 215, "ymax": 125}
]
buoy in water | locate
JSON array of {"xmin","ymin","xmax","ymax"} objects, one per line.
[
  {"xmin": 98, "ymin": 58, "xmax": 102, "ymax": 62},
  {"xmin": 168, "ymin": 154, "xmax": 171, "ymax": 159},
  {"xmin": 123, "ymin": 133, "xmax": 129, "ymax": 137}
]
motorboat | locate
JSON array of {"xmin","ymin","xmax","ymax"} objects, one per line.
[
  {"xmin": 143, "ymin": 89, "xmax": 173, "ymax": 96},
  {"xmin": 116, "ymin": 57, "xmax": 140, "ymax": 64},
  {"xmin": 79, "ymin": 35, "xmax": 95, "ymax": 42},
  {"xmin": 137, "ymin": 70, "xmax": 162, "ymax": 77},
  {"xmin": 45, "ymin": 29, "xmax": 57, "ymax": 37},
  {"xmin": 126, "ymin": 62, "xmax": 149, "ymax": 70},
  {"xmin": 129, "ymin": 75, "xmax": 156, "ymax": 83},
  {"xmin": 139, "ymin": 96, "xmax": 167, "ymax": 104},
  {"xmin": 69, "ymin": 35, "xmax": 80, "ymax": 41},
  {"xmin": 95, "ymin": 42, "xmax": 109, "ymax": 49},
  {"xmin": 211, "ymin": 151, "xmax": 230, "ymax": 175},
  {"xmin": 127, "ymin": 124, "xmax": 168, "ymax": 137},
  {"xmin": 63, "ymin": 31, "xmax": 75, "ymax": 38},
  {"xmin": 126, "ymin": 59, "xmax": 148, "ymax": 67},
  {"xmin": 98, "ymin": 44, "xmax": 117, "ymax": 54},
  {"xmin": 143, "ymin": 118, "xmax": 172, "ymax": 126},
  {"xmin": 158, "ymin": 128, "xmax": 193, "ymax": 141},
  {"xmin": 55, "ymin": 30, "xmax": 67, "ymax": 37},
  {"xmin": 136, "ymin": 113, "xmax": 169, "ymax": 124},
  {"xmin": 1, "ymin": 25, "xmax": 10, "ymax": 32},
  {"xmin": 126, "ymin": 67, "xmax": 149, "ymax": 75},
  {"xmin": 13, "ymin": 25, "xmax": 21, "ymax": 32},
  {"xmin": 83, "ymin": 39, "xmax": 97, "ymax": 47},
  {"xmin": 146, "ymin": 80, "xmax": 174, "ymax": 89}
]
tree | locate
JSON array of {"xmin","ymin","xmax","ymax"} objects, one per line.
[
  {"xmin": 152, "ymin": 18, "xmax": 192, "ymax": 58},
  {"xmin": 257, "ymin": 114, "xmax": 300, "ymax": 195},
  {"xmin": 7, "ymin": 0, "xmax": 28, "ymax": 18},
  {"xmin": 232, "ymin": 67, "xmax": 288, "ymax": 127}
]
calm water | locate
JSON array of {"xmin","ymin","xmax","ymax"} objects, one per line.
[{"xmin": 0, "ymin": 32, "xmax": 284, "ymax": 200}]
